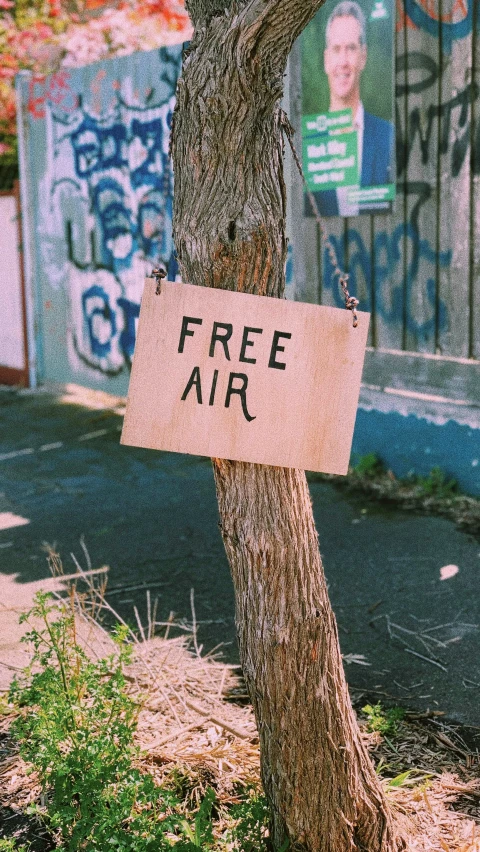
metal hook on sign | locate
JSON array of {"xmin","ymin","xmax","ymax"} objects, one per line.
[
  {"xmin": 152, "ymin": 264, "xmax": 167, "ymax": 295},
  {"xmin": 339, "ymin": 274, "xmax": 359, "ymax": 328}
]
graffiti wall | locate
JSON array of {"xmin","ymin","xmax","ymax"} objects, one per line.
[
  {"xmin": 298, "ymin": 0, "xmax": 480, "ymax": 367},
  {"xmin": 18, "ymin": 8, "xmax": 480, "ymax": 397},
  {"xmin": 17, "ymin": 46, "xmax": 182, "ymax": 393}
]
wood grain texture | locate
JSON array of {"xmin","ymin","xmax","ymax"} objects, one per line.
[
  {"xmin": 363, "ymin": 346, "xmax": 480, "ymax": 401},
  {"xmin": 289, "ymin": 42, "xmax": 321, "ymax": 306},
  {"xmin": 470, "ymin": 0, "xmax": 480, "ymax": 359},
  {"xmin": 404, "ymin": 19, "xmax": 439, "ymax": 353},
  {"xmin": 373, "ymin": 21, "xmax": 407, "ymax": 352},
  {"xmin": 347, "ymin": 214, "xmax": 374, "ymax": 346},
  {"xmin": 121, "ymin": 280, "xmax": 369, "ymax": 474},
  {"xmin": 437, "ymin": 9, "xmax": 473, "ymax": 357}
]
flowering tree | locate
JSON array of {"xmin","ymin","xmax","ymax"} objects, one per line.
[{"xmin": 0, "ymin": 0, "xmax": 192, "ymax": 169}]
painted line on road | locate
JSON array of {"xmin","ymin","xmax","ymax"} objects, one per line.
[
  {"xmin": 0, "ymin": 448, "xmax": 35, "ymax": 461},
  {"xmin": 78, "ymin": 429, "xmax": 110, "ymax": 441},
  {"xmin": 0, "ymin": 425, "xmax": 121, "ymax": 463}
]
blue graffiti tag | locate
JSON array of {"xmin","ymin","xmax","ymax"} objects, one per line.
[
  {"xmin": 117, "ymin": 297, "xmax": 140, "ymax": 360},
  {"xmin": 323, "ymin": 224, "xmax": 450, "ymax": 337},
  {"xmin": 71, "ymin": 116, "xmax": 128, "ymax": 177},
  {"xmin": 130, "ymin": 116, "xmax": 170, "ymax": 189},
  {"xmin": 138, "ymin": 187, "xmax": 172, "ymax": 259},
  {"xmin": 38, "ymin": 47, "xmax": 183, "ymax": 376},
  {"xmin": 82, "ymin": 285, "xmax": 117, "ymax": 358},
  {"xmin": 92, "ymin": 178, "xmax": 137, "ymax": 272}
]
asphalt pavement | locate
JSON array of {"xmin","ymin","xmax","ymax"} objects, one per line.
[{"xmin": 1, "ymin": 384, "xmax": 479, "ymax": 726}]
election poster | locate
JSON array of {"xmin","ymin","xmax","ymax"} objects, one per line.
[{"xmin": 301, "ymin": 0, "xmax": 395, "ymax": 217}]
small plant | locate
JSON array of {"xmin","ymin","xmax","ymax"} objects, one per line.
[
  {"xmin": 352, "ymin": 453, "xmax": 386, "ymax": 479},
  {"xmin": 179, "ymin": 786, "xmax": 216, "ymax": 849},
  {"xmin": 414, "ymin": 466, "xmax": 458, "ymax": 498},
  {"xmin": 223, "ymin": 788, "xmax": 287, "ymax": 852},
  {"xmin": 0, "ymin": 695, "xmax": 14, "ymax": 716},
  {"xmin": 386, "ymin": 770, "xmax": 433, "ymax": 789},
  {"xmin": 8, "ymin": 592, "xmax": 213, "ymax": 852},
  {"xmin": 362, "ymin": 703, "xmax": 405, "ymax": 737},
  {"xmin": 0, "ymin": 841, "xmax": 29, "ymax": 852}
]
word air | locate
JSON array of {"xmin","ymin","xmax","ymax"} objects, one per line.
[{"xmin": 178, "ymin": 316, "xmax": 292, "ymax": 423}]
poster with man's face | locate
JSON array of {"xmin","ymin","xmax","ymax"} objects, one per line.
[{"xmin": 301, "ymin": 0, "xmax": 395, "ymax": 217}]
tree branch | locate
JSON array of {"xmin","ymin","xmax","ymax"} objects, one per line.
[
  {"xmin": 238, "ymin": 0, "xmax": 328, "ymax": 67},
  {"xmin": 184, "ymin": 0, "xmax": 230, "ymax": 28},
  {"xmin": 186, "ymin": 0, "xmax": 326, "ymax": 52}
]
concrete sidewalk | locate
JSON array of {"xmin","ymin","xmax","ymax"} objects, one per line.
[{"xmin": 1, "ymin": 384, "xmax": 479, "ymax": 725}]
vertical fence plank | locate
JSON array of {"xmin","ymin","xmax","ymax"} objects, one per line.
[
  {"xmin": 403, "ymin": 10, "xmax": 441, "ymax": 353},
  {"xmin": 289, "ymin": 41, "xmax": 322, "ymax": 304},
  {"xmin": 294, "ymin": 211, "xmax": 321, "ymax": 304},
  {"xmin": 321, "ymin": 217, "xmax": 349, "ymax": 310},
  {"xmin": 347, "ymin": 214, "xmax": 375, "ymax": 345},
  {"xmin": 437, "ymin": 0, "xmax": 474, "ymax": 357},
  {"xmin": 470, "ymin": 0, "xmax": 480, "ymax": 359},
  {"xmin": 372, "ymin": 17, "xmax": 408, "ymax": 351},
  {"xmin": 301, "ymin": 218, "xmax": 322, "ymax": 303}
]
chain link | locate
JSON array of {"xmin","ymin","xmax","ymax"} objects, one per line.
[{"xmin": 281, "ymin": 111, "xmax": 359, "ymax": 328}]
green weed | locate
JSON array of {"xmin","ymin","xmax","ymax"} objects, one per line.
[
  {"xmin": 7, "ymin": 592, "xmax": 214, "ymax": 852},
  {"xmin": 413, "ymin": 466, "xmax": 458, "ymax": 498},
  {"xmin": 352, "ymin": 453, "xmax": 386, "ymax": 478},
  {"xmin": 352, "ymin": 455, "xmax": 459, "ymax": 500},
  {"xmin": 178, "ymin": 787, "xmax": 216, "ymax": 849},
  {"xmin": 225, "ymin": 790, "xmax": 271, "ymax": 851},
  {"xmin": 0, "ymin": 695, "xmax": 14, "ymax": 716},
  {"xmin": 6, "ymin": 591, "xmax": 283, "ymax": 851},
  {"xmin": 362, "ymin": 703, "xmax": 405, "ymax": 737},
  {"xmin": 386, "ymin": 770, "xmax": 433, "ymax": 789}
]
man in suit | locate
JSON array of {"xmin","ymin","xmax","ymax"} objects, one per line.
[{"xmin": 311, "ymin": 0, "xmax": 394, "ymax": 216}]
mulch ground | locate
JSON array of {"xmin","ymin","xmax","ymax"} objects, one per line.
[{"xmin": 1, "ymin": 623, "xmax": 479, "ymax": 851}]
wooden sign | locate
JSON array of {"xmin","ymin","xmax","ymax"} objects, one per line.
[{"xmin": 121, "ymin": 279, "xmax": 370, "ymax": 474}]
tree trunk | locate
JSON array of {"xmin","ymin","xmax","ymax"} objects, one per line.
[{"xmin": 172, "ymin": 3, "xmax": 403, "ymax": 849}]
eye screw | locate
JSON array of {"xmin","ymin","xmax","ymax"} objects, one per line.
[{"xmin": 151, "ymin": 264, "xmax": 167, "ymax": 294}]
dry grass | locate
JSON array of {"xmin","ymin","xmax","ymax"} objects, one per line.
[
  {"xmin": 363, "ymin": 718, "xmax": 480, "ymax": 851},
  {"xmin": 0, "ymin": 558, "xmax": 479, "ymax": 850}
]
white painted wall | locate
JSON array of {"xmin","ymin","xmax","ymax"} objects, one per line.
[{"xmin": 0, "ymin": 194, "xmax": 24, "ymax": 370}]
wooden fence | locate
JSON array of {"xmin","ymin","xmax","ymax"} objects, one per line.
[{"xmin": 289, "ymin": 0, "xmax": 480, "ymax": 404}]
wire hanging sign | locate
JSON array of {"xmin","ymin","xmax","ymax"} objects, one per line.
[{"xmin": 280, "ymin": 111, "xmax": 359, "ymax": 328}]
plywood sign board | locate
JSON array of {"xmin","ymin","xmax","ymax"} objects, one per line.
[{"xmin": 121, "ymin": 279, "xmax": 370, "ymax": 474}]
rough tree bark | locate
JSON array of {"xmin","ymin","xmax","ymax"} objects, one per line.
[{"xmin": 171, "ymin": 1, "xmax": 404, "ymax": 849}]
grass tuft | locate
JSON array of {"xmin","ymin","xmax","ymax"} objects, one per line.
[{"xmin": 362, "ymin": 703, "xmax": 405, "ymax": 737}]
